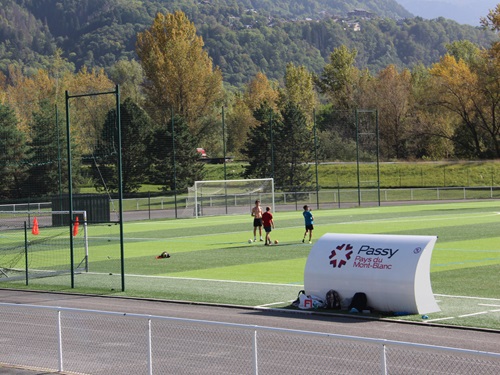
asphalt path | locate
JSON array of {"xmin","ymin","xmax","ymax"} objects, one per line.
[{"xmin": 0, "ymin": 289, "xmax": 499, "ymax": 374}]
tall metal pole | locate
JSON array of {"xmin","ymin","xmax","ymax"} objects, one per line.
[
  {"xmin": 171, "ymin": 108, "xmax": 178, "ymax": 218},
  {"xmin": 270, "ymin": 110, "xmax": 274, "ymax": 179},
  {"xmin": 222, "ymin": 106, "xmax": 228, "ymax": 214},
  {"xmin": 355, "ymin": 109, "xmax": 361, "ymax": 206},
  {"xmin": 114, "ymin": 85, "xmax": 125, "ymax": 292},
  {"xmin": 376, "ymin": 109, "xmax": 381, "ymax": 206},
  {"xmin": 65, "ymin": 90, "xmax": 75, "ymax": 288},
  {"xmin": 313, "ymin": 109, "xmax": 319, "ymax": 209},
  {"xmin": 56, "ymin": 105, "xmax": 62, "ymax": 210}
]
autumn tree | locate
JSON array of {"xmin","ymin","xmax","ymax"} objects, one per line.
[
  {"xmin": 243, "ymin": 72, "xmax": 279, "ymax": 112},
  {"xmin": 136, "ymin": 11, "xmax": 223, "ymax": 136},
  {"xmin": 481, "ymin": 5, "xmax": 500, "ymax": 57},
  {"xmin": 368, "ymin": 65, "xmax": 413, "ymax": 159},
  {"xmin": 429, "ymin": 53, "xmax": 500, "ymax": 158},
  {"xmin": 409, "ymin": 64, "xmax": 455, "ymax": 159},
  {"xmin": 64, "ymin": 67, "xmax": 116, "ymax": 156},
  {"xmin": 107, "ymin": 59, "xmax": 144, "ymax": 103},
  {"xmin": 281, "ymin": 63, "xmax": 318, "ymax": 125},
  {"xmin": 315, "ymin": 45, "xmax": 360, "ymax": 110},
  {"xmin": 226, "ymin": 95, "xmax": 258, "ymax": 157}
]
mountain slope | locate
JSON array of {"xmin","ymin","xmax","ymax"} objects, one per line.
[{"xmin": 0, "ymin": 0, "xmax": 496, "ymax": 88}]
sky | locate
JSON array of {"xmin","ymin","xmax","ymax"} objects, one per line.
[{"xmin": 396, "ymin": 0, "xmax": 499, "ymax": 26}]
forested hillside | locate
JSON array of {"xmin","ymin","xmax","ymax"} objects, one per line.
[
  {"xmin": 0, "ymin": 0, "xmax": 495, "ymax": 87},
  {"xmin": 2, "ymin": 1, "xmax": 500, "ymax": 199}
]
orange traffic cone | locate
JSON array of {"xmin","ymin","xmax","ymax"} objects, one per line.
[
  {"xmin": 32, "ymin": 217, "xmax": 39, "ymax": 235},
  {"xmin": 73, "ymin": 216, "xmax": 79, "ymax": 237}
]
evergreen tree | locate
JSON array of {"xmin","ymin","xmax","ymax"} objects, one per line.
[
  {"xmin": 242, "ymin": 102, "xmax": 315, "ymax": 190},
  {"xmin": 147, "ymin": 115, "xmax": 204, "ymax": 192},
  {"xmin": 241, "ymin": 104, "xmax": 278, "ymax": 180},
  {"xmin": 23, "ymin": 100, "xmax": 72, "ymax": 197},
  {"xmin": 0, "ymin": 103, "xmax": 28, "ymax": 199},
  {"xmin": 273, "ymin": 102, "xmax": 315, "ymax": 191},
  {"xmin": 92, "ymin": 98, "xmax": 153, "ymax": 193}
]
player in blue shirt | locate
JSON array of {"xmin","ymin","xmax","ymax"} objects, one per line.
[{"xmin": 302, "ymin": 205, "xmax": 314, "ymax": 244}]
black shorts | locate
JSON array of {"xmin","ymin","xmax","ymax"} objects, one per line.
[
  {"xmin": 264, "ymin": 226, "xmax": 272, "ymax": 233},
  {"xmin": 305, "ymin": 224, "xmax": 314, "ymax": 231},
  {"xmin": 253, "ymin": 218, "xmax": 262, "ymax": 227}
]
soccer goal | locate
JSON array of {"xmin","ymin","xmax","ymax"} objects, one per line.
[
  {"xmin": 0, "ymin": 210, "xmax": 88, "ymax": 280},
  {"xmin": 182, "ymin": 178, "xmax": 275, "ymax": 218}
]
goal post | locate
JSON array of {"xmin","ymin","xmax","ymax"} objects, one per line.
[
  {"xmin": 182, "ymin": 178, "xmax": 275, "ymax": 218},
  {"xmin": 0, "ymin": 210, "xmax": 88, "ymax": 279}
]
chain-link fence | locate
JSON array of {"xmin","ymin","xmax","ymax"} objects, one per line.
[{"xmin": 0, "ymin": 303, "xmax": 499, "ymax": 375}]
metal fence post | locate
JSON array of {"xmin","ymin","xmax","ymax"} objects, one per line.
[
  {"xmin": 57, "ymin": 309, "xmax": 64, "ymax": 372},
  {"xmin": 380, "ymin": 343, "xmax": 387, "ymax": 375},
  {"xmin": 148, "ymin": 318, "xmax": 153, "ymax": 375},
  {"xmin": 253, "ymin": 330, "xmax": 258, "ymax": 375}
]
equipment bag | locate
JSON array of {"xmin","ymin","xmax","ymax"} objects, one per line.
[
  {"xmin": 349, "ymin": 292, "xmax": 368, "ymax": 312},
  {"xmin": 325, "ymin": 289, "xmax": 341, "ymax": 310}
]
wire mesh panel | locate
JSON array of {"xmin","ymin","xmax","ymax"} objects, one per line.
[
  {"xmin": 152, "ymin": 320, "xmax": 255, "ymax": 374},
  {"xmin": 256, "ymin": 330, "xmax": 382, "ymax": 375},
  {"xmin": 386, "ymin": 345, "xmax": 500, "ymax": 375},
  {"xmin": 0, "ymin": 306, "xmax": 60, "ymax": 371},
  {"xmin": 59, "ymin": 311, "xmax": 149, "ymax": 375},
  {"xmin": 0, "ymin": 304, "xmax": 499, "ymax": 375}
]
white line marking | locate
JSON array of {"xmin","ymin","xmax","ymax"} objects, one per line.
[
  {"xmin": 338, "ymin": 212, "xmax": 500, "ymax": 226},
  {"xmin": 424, "ymin": 317, "xmax": 456, "ymax": 322},
  {"xmin": 478, "ymin": 304, "xmax": 500, "ymax": 307},
  {"xmin": 435, "ymin": 294, "xmax": 500, "ymax": 302},
  {"xmin": 458, "ymin": 311, "xmax": 489, "ymax": 318},
  {"xmin": 86, "ymin": 272, "xmax": 304, "ymax": 287},
  {"xmin": 257, "ymin": 301, "xmax": 290, "ymax": 307}
]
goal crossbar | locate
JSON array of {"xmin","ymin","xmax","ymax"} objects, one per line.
[{"xmin": 189, "ymin": 178, "xmax": 274, "ymax": 218}]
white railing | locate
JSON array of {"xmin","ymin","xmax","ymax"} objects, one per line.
[{"xmin": 0, "ymin": 303, "xmax": 499, "ymax": 375}]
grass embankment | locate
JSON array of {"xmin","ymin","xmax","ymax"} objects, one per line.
[{"xmin": 203, "ymin": 160, "xmax": 500, "ymax": 189}]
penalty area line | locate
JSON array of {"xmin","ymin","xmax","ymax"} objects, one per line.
[
  {"xmin": 86, "ymin": 272, "xmax": 303, "ymax": 288},
  {"xmin": 426, "ymin": 308, "xmax": 500, "ymax": 322}
]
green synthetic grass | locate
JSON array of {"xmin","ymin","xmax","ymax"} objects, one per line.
[{"xmin": 1, "ymin": 201, "xmax": 499, "ymax": 330}]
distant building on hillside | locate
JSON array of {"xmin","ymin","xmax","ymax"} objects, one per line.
[{"xmin": 347, "ymin": 9, "xmax": 375, "ymax": 19}]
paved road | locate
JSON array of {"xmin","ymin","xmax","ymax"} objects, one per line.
[{"xmin": 0, "ymin": 289, "xmax": 499, "ymax": 374}]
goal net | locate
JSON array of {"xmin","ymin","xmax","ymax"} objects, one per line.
[
  {"xmin": 0, "ymin": 210, "xmax": 88, "ymax": 280},
  {"xmin": 181, "ymin": 178, "xmax": 275, "ymax": 218}
]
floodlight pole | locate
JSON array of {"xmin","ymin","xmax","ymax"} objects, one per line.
[
  {"xmin": 171, "ymin": 107, "xmax": 178, "ymax": 218},
  {"xmin": 355, "ymin": 109, "xmax": 361, "ymax": 206},
  {"xmin": 270, "ymin": 110, "xmax": 275, "ymax": 179},
  {"xmin": 222, "ymin": 106, "xmax": 228, "ymax": 214},
  {"xmin": 65, "ymin": 90, "xmax": 75, "ymax": 288},
  {"xmin": 313, "ymin": 108, "xmax": 319, "ymax": 210},
  {"xmin": 115, "ymin": 85, "xmax": 125, "ymax": 292},
  {"xmin": 376, "ymin": 109, "xmax": 381, "ymax": 206},
  {"xmin": 56, "ymin": 104, "xmax": 62, "ymax": 210}
]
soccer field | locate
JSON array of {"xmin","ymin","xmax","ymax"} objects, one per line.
[{"xmin": 2, "ymin": 200, "xmax": 499, "ymax": 330}]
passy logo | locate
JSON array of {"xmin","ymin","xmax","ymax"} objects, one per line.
[{"xmin": 329, "ymin": 243, "xmax": 353, "ymax": 268}]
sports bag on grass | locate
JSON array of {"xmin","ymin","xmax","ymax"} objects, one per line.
[
  {"xmin": 298, "ymin": 293, "xmax": 325, "ymax": 310},
  {"xmin": 325, "ymin": 289, "xmax": 341, "ymax": 310},
  {"xmin": 349, "ymin": 292, "xmax": 367, "ymax": 312}
]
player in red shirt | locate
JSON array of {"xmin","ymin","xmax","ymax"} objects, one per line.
[{"xmin": 262, "ymin": 206, "xmax": 275, "ymax": 245}]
